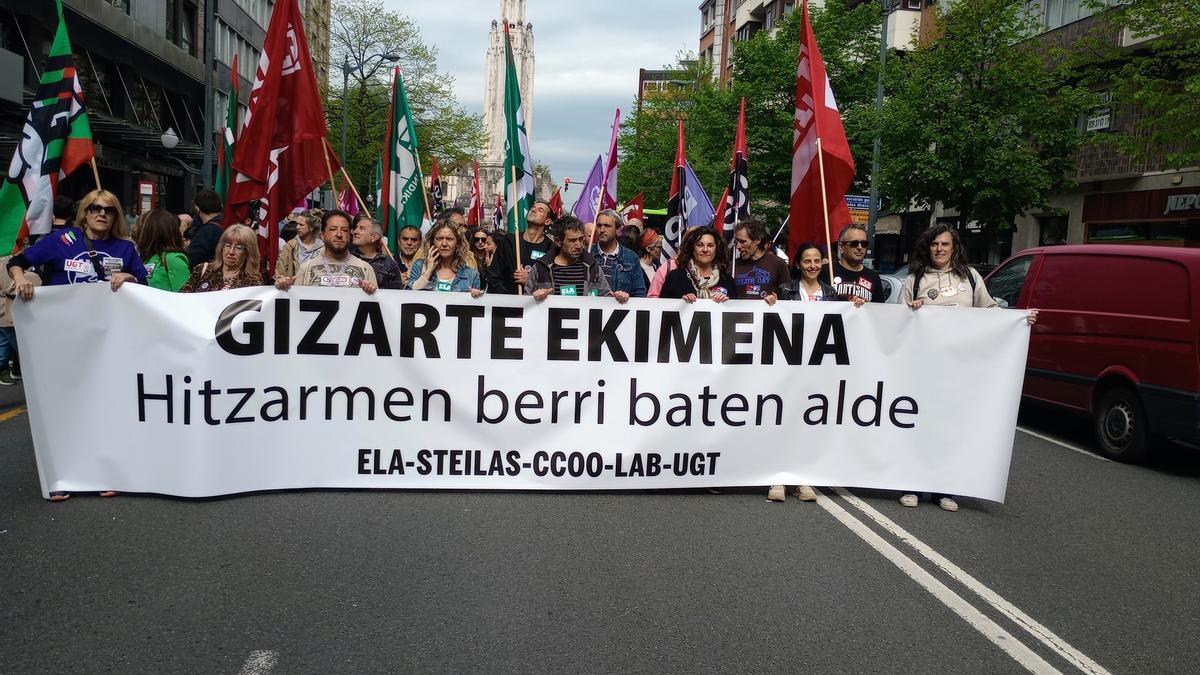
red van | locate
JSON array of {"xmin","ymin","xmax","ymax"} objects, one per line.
[{"xmin": 985, "ymin": 244, "xmax": 1200, "ymax": 461}]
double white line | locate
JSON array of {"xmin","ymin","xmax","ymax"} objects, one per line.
[{"xmin": 817, "ymin": 487, "xmax": 1109, "ymax": 675}]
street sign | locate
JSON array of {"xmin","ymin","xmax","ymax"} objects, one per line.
[{"xmin": 846, "ymin": 194, "xmax": 870, "ymax": 224}]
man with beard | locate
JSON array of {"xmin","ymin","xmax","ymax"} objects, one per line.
[
  {"xmin": 731, "ymin": 218, "xmax": 790, "ymax": 301},
  {"xmin": 526, "ymin": 217, "xmax": 625, "ymax": 302},
  {"xmin": 275, "ymin": 209, "xmax": 378, "ymax": 294},
  {"xmin": 511, "ymin": 199, "xmax": 555, "ymax": 288}
]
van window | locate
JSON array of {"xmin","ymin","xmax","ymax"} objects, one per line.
[
  {"xmin": 1032, "ymin": 254, "xmax": 1191, "ymax": 319},
  {"xmin": 987, "ymin": 256, "xmax": 1032, "ymax": 308}
]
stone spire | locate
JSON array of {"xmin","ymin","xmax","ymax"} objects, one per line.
[{"xmin": 482, "ymin": 1, "xmax": 535, "ymax": 163}]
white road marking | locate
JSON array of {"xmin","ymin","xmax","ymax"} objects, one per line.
[
  {"xmin": 833, "ymin": 487, "xmax": 1111, "ymax": 675},
  {"xmin": 813, "ymin": 489, "xmax": 1060, "ymax": 674},
  {"xmin": 1018, "ymin": 426, "xmax": 1110, "ymax": 462},
  {"xmin": 239, "ymin": 650, "xmax": 278, "ymax": 675}
]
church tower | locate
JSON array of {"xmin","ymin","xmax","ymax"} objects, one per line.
[{"xmin": 483, "ymin": 1, "xmax": 536, "ymax": 163}]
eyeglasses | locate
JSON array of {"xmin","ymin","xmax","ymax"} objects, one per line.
[
  {"xmin": 840, "ymin": 240, "xmax": 868, "ymax": 249},
  {"xmin": 86, "ymin": 204, "xmax": 119, "ymax": 217},
  {"xmin": 473, "ymin": 237, "xmax": 489, "ymax": 245},
  {"xmin": 221, "ymin": 242, "xmax": 247, "ymax": 252}
]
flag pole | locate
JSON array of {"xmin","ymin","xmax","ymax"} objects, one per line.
[
  {"xmin": 510, "ymin": 165, "xmax": 523, "ymax": 296},
  {"xmin": 89, "ymin": 157, "xmax": 102, "ymax": 190},
  {"xmin": 415, "ymin": 151, "xmax": 434, "ymax": 223},
  {"xmin": 326, "ymin": 139, "xmax": 371, "ymax": 219},
  {"xmin": 321, "ymin": 139, "xmax": 339, "ymax": 209},
  {"xmin": 815, "ymin": 136, "xmax": 835, "ymax": 287}
]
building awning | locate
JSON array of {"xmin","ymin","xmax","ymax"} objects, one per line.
[{"xmin": 874, "ymin": 214, "xmax": 902, "ymax": 235}]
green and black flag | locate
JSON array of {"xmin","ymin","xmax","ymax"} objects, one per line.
[{"xmin": 0, "ymin": 0, "xmax": 95, "ymax": 253}]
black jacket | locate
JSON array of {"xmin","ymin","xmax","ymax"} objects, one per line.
[{"xmin": 186, "ymin": 214, "xmax": 224, "ymax": 268}]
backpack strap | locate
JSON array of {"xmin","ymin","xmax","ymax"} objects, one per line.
[{"xmin": 82, "ymin": 234, "xmax": 107, "ymax": 281}]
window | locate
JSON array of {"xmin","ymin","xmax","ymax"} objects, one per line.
[
  {"xmin": 905, "ymin": 0, "xmax": 923, "ymax": 8},
  {"xmin": 1037, "ymin": 215, "xmax": 1068, "ymax": 246},
  {"xmin": 102, "ymin": 0, "xmax": 130, "ymax": 12},
  {"xmin": 987, "ymin": 256, "xmax": 1032, "ymax": 308}
]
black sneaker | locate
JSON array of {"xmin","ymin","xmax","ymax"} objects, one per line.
[{"xmin": 0, "ymin": 368, "xmax": 14, "ymax": 386}]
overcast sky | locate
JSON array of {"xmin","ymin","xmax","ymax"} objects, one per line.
[{"xmin": 383, "ymin": 0, "xmax": 697, "ymax": 200}]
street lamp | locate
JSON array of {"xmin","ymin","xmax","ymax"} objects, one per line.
[
  {"xmin": 342, "ymin": 53, "xmax": 401, "ymax": 167},
  {"xmin": 161, "ymin": 128, "xmax": 180, "ymax": 150}
]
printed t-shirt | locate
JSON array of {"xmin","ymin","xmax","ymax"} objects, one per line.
[
  {"xmin": 294, "ymin": 252, "xmax": 378, "ymax": 288},
  {"xmin": 18, "ymin": 227, "xmax": 147, "ymax": 286}
]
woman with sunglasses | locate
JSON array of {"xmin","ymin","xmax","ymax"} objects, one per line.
[
  {"xmin": 469, "ymin": 226, "xmax": 516, "ymax": 294},
  {"xmin": 179, "ymin": 225, "xmax": 263, "ymax": 292},
  {"xmin": 7, "ymin": 188, "xmax": 147, "ymax": 502},
  {"xmin": 8, "ymin": 189, "xmax": 146, "ymax": 299}
]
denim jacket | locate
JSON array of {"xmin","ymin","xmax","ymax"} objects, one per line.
[
  {"xmin": 589, "ymin": 243, "xmax": 647, "ymax": 297},
  {"xmin": 405, "ymin": 258, "xmax": 481, "ymax": 292}
]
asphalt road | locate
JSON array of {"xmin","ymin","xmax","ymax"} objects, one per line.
[{"xmin": 2, "ymin": 381, "xmax": 1199, "ymax": 673}]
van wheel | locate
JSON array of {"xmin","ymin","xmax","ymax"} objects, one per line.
[{"xmin": 1093, "ymin": 385, "xmax": 1149, "ymax": 463}]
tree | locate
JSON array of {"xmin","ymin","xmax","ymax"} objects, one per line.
[
  {"xmin": 876, "ymin": 0, "xmax": 1093, "ymax": 231},
  {"xmin": 325, "ymin": 0, "xmax": 485, "ymax": 198},
  {"xmin": 616, "ymin": 4, "xmax": 880, "ymax": 229},
  {"xmin": 1078, "ymin": 0, "xmax": 1200, "ymax": 168}
]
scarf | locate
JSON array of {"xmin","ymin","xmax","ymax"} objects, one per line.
[{"xmin": 687, "ymin": 261, "xmax": 721, "ymax": 299}]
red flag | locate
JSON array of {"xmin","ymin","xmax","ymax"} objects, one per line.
[
  {"xmin": 716, "ymin": 96, "xmax": 749, "ymax": 237},
  {"xmin": 620, "ymin": 192, "xmax": 644, "ymax": 221},
  {"xmin": 789, "ymin": 0, "xmax": 855, "ymax": 260},
  {"xmin": 467, "ymin": 160, "xmax": 482, "ymax": 225},
  {"xmin": 548, "ymin": 186, "xmax": 563, "ymax": 218},
  {"xmin": 226, "ymin": 0, "xmax": 336, "ymax": 275},
  {"xmin": 492, "ymin": 194, "xmax": 504, "ymax": 232},
  {"xmin": 663, "ymin": 120, "xmax": 688, "ymax": 260}
]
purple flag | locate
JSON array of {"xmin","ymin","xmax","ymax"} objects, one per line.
[
  {"xmin": 337, "ymin": 185, "xmax": 360, "ymax": 216},
  {"xmin": 570, "ymin": 155, "xmax": 617, "ymax": 223},
  {"xmin": 682, "ymin": 160, "xmax": 715, "ymax": 228}
]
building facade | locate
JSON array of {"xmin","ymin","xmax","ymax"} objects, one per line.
[
  {"xmin": 0, "ymin": 0, "xmax": 209, "ymax": 215},
  {"xmin": 896, "ymin": 1, "xmax": 1200, "ymax": 271},
  {"xmin": 0, "ymin": 0, "xmax": 333, "ymax": 220}
]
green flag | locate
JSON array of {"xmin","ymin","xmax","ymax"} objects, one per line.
[
  {"xmin": 0, "ymin": 0, "xmax": 94, "ymax": 253},
  {"xmin": 381, "ymin": 67, "xmax": 428, "ymax": 251},
  {"xmin": 215, "ymin": 53, "xmax": 240, "ymax": 203},
  {"xmin": 502, "ymin": 23, "xmax": 534, "ymax": 233}
]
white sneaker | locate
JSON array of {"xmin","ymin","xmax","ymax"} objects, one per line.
[
  {"xmin": 938, "ymin": 497, "xmax": 959, "ymax": 512},
  {"xmin": 899, "ymin": 493, "xmax": 919, "ymax": 507},
  {"xmin": 794, "ymin": 485, "xmax": 817, "ymax": 502},
  {"xmin": 767, "ymin": 484, "xmax": 785, "ymax": 502}
]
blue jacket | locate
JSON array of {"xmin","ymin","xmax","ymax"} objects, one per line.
[
  {"xmin": 589, "ymin": 243, "xmax": 647, "ymax": 297},
  {"xmin": 405, "ymin": 258, "xmax": 481, "ymax": 292}
]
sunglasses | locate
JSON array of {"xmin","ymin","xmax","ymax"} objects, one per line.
[
  {"xmin": 840, "ymin": 240, "xmax": 868, "ymax": 249},
  {"xmin": 473, "ymin": 237, "xmax": 489, "ymax": 244},
  {"xmin": 86, "ymin": 204, "xmax": 119, "ymax": 217}
]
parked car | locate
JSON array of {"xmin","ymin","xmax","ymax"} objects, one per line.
[
  {"xmin": 877, "ymin": 274, "xmax": 903, "ymax": 303},
  {"xmin": 985, "ymin": 244, "xmax": 1200, "ymax": 461}
]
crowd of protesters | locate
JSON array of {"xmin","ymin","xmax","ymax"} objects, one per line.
[{"xmin": 2, "ymin": 187, "xmax": 1035, "ymax": 508}]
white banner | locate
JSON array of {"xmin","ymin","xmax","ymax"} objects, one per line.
[{"xmin": 14, "ymin": 285, "xmax": 1030, "ymax": 501}]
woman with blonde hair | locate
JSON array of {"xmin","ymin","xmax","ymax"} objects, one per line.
[
  {"xmin": 8, "ymin": 188, "xmax": 145, "ymax": 293},
  {"xmin": 6, "ymin": 188, "xmax": 147, "ymax": 502},
  {"xmin": 405, "ymin": 222, "xmax": 483, "ymax": 295},
  {"xmin": 180, "ymin": 224, "xmax": 263, "ymax": 292}
]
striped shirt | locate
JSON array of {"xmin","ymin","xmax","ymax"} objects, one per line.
[{"xmin": 550, "ymin": 261, "xmax": 589, "ymax": 295}]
